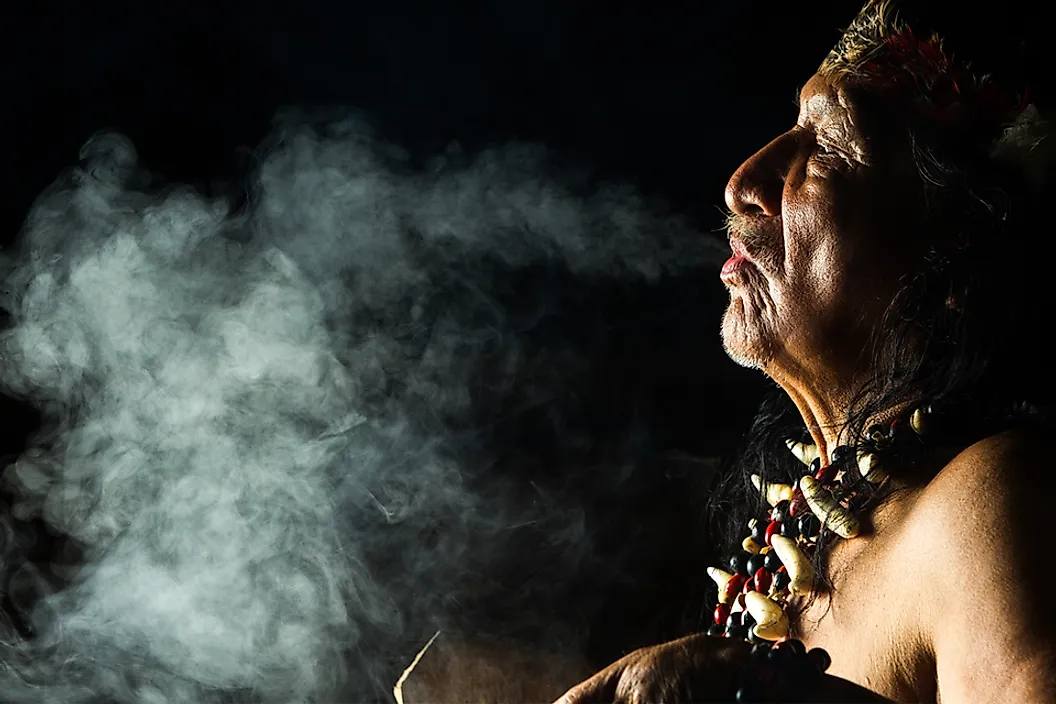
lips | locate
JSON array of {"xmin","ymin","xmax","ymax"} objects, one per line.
[
  {"xmin": 720, "ymin": 236, "xmax": 754, "ymax": 282},
  {"xmin": 728, "ymin": 236, "xmax": 752, "ymax": 262}
]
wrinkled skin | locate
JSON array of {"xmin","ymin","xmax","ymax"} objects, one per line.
[
  {"xmin": 554, "ymin": 635, "xmax": 747, "ymax": 704},
  {"xmin": 719, "ymin": 71, "xmax": 928, "ymax": 459},
  {"xmin": 555, "ymin": 635, "xmax": 891, "ymax": 704},
  {"xmin": 551, "ymin": 71, "xmax": 920, "ymax": 704},
  {"xmin": 403, "ymin": 56, "xmax": 1056, "ymax": 704},
  {"xmin": 551, "ymin": 70, "xmax": 1056, "ymax": 704}
]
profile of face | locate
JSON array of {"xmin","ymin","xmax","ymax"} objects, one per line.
[{"xmin": 720, "ymin": 72, "xmax": 931, "ymax": 384}]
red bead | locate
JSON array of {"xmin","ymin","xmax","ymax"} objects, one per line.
[
  {"xmin": 753, "ymin": 567, "xmax": 772, "ymax": 593},
  {"xmin": 722, "ymin": 574, "xmax": 747, "ymax": 602},
  {"xmin": 765, "ymin": 520, "xmax": 780, "ymax": 546},
  {"xmin": 742, "ymin": 578, "xmax": 756, "ymax": 594},
  {"xmin": 789, "ymin": 489, "xmax": 808, "ymax": 517},
  {"xmin": 814, "ymin": 463, "xmax": 837, "ymax": 483},
  {"xmin": 714, "ymin": 603, "xmax": 731, "ymax": 626}
]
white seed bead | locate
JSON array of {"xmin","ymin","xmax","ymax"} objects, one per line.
[
  {"xmin": 910, "ymin": 407, "xmax": 926, "ymax": 434},
  {"xmin": 857, "ymin": 451, "xmax": 885, "ymax": 483},
  {"xmin": 742, "ymin": 536, "xmax": 763, "ymax": 554}
]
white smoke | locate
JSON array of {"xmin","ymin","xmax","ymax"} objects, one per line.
[{"xmin": 0, "ymin": 114, "xmax": 721, "ymax": 703}]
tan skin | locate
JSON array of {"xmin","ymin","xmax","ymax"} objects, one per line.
[
  {"xmin": 402, "ymin": 72, "xmax": 1056, "ymax": 702},
  {"xmin": 552, "ymin": 73, "xmax": 1056, "ymax": 702}
]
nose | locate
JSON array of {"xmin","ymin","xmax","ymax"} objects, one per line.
[{"xmin": 724, "ymin": 132, "xmax": 797, "ymax": 217}]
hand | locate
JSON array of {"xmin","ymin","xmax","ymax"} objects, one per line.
[
  {"xmin": 554, "ymin": 634, "xmax": 750, "ymax": 704},
  {"xmin": 554, "ymin": 634, "xmax": 897, "ymax": 704}
]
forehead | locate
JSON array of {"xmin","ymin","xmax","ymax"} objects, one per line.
[
  {"xmin": 797, "ymin": 73, "xmax": 849, "ymax": 125},
  {"xmin": 796, "ymin": 73, "xmax": 879, "ymax": 162}
]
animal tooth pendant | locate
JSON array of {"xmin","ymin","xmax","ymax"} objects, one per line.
[
  {"xmin": 745, "ymin": 591, "xmax": 790, "ymax": 640},
  {"xmin": 769, "ymin": 534, "xmax": 814, "ymax": 595},
  {"xmin": 708, "ymin": 567, "xmax": 734, "ymax": 592},
  {"xmin": 751, "ymin": 474, "xmax": 795, "ymax": 506},
  {"xmin": 857, "ymin": 452, "xmax": 887, "ymax": 485},
  {"xmin": 785, "ymin": 439, "xmax": 820, "ymax": 466},
  {"xmin": 799, "ymin": 475, "xmax": 861, "ymax": 538},
  {"xmin": 708, "ymin": 567, "xmax": 742, "ymax": 605}
]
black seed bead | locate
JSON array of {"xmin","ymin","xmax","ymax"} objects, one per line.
[
  {"xmin": 779, "ymin": 520, "xmax": 799, "ymax": 539},
  {"xmin": 735, "ymin": 685, "xmax": 761, "ymax": 702},
  {"xmin": 727, "ymin": 624, "xmax": 749, "ymax": 641},
  {"xmin": 771, "ymin": 499, "xmax": 790, "ymax": 523},
  {"xmin": 746, "ymin": 553, "xmax": 766, "ymax": 577},
  {"xmin": 729, "ymin": 550, "xmax": 752, "ymax": 577},
  {"xmin": 831, "ymin": 445, "xmax": 854, "ymax": 465},
  {"xmin": 747, "ymin": 628, "xmax": 767, "ymax": 645},
  {"xmin": 751, "ymin": 521, "xmax": 768, "ymax": 544},
  {"xmin": 742, "ymin": 610, "xmax": 757, "ymax": 629},
  {"xmin": 727, "ymin": 612, "xmax": 744, "ymax": 630},
  {"xmin": 751, "ymin": 643, "xmax": 771, "ymax": 659},
  {"xmin": 767, "ymin": 645, "xmax": 794, "ymax": 663},
  {"xmin": 707, "ymin": 624, "xmax": 725, "ymax": 637},
  {"xmin": 763, "ymin": 550, "xmax": 783, "ymax": 573},
  {"xmin": 807, "ymin": 647, "xmax": 832, "ymax": 672},
  {"xmin": 785, "ymin": 639, "xmax": 807, "ymax": 657},
  {"xmin": 798, "ymin": 513, "xmax": 821, "ymax": 538},
  {"xmin": 809, "ymin": 456, "xmax": 822, "ymax": 475},
  {"xmin": 773, "ymin": 571, "xmax": 791, "ymax": 591}
]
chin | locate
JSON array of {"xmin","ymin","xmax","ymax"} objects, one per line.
[{"xmin": 721, "ymin": 298, "xmax": 774, "ymax": 370}]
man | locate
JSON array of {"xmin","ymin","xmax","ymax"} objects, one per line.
[{"xmin": 556, "ymin": 0, "xmax": 1056, "ymax": 701}]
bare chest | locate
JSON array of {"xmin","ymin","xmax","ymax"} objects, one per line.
[{"xmin": 791, "ymin": 499, "xmax": 938, "ymax": 702}]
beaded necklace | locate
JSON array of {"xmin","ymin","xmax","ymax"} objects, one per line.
[{"xmin": 706, "ymin": 406, "xmax": 930, "ymax": 644}]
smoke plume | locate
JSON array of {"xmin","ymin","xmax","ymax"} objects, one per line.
[{"xmin": 0, "ymin": 114, "xmax": 721, "ymax": 702}]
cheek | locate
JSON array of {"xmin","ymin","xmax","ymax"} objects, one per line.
[{"xmin": 781, "ymin": 207, "xmax": 846, "ymax": 301}]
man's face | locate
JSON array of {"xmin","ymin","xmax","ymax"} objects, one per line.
[{"xmin": 720, "ymin": 72, "xmax": 927, "ymax": 379}]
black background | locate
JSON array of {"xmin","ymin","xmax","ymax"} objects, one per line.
[{"xmin": 0, "ymin": 0, "xmax": 865, "ymax": 683}]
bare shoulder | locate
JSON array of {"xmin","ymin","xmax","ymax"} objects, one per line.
[
  {"xmin": 920, "ymin": 427, "xmax": 1052, "ymax": 513},
  {"xmin": 911, "ymin": 427, "xmax": 1053, "ymax": 569},
  {"xmin": 909, "ymin": 428, "xmax": 1056, "ymax": 703}
]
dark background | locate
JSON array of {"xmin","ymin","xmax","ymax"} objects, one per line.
[{"xmin": 0, "ymin": 0, "xmax": 862, "ymax": 687}]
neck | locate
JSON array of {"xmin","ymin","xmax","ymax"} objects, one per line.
[{"xmin": 765, "ymin": 353, "xmax": 878, "ymax": 462}]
